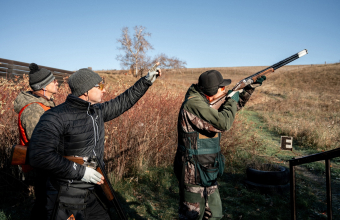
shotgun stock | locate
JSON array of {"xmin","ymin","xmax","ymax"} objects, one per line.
[
  {"xmin": 209, "ymin": 49, "xmax": 308, "ymax": 109},
  {"xmin": 10, "ymin": 144, "xmax": 127, "ymax": 220}
]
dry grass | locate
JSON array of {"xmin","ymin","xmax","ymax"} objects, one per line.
[{"xmin": 248, "ymin": 63, "xmax": 340, "ymax": 150}]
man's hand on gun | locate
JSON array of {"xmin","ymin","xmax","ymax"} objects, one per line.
[
  {"xmin": 227, "ymin": 90, "xmax": 240, "ymax": 102},
  {"xmin": 249, "ymin": 76, "xmax": 266, "ymax": 88},
  {"xmin": 81, "ymin": 167, "xmax": 104, "ymax": 185}
]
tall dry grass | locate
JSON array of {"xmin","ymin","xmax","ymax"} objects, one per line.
[{"xmin": 249, "ymin": 63, "xmax": 340, "ymax": 150}]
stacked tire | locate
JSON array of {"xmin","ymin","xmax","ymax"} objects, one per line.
[{"xmin": 245, "ymin": 164, "xmax": 290, "ymax": 194}]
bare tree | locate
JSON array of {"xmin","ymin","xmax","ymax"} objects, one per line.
[
  {"xmin": 116, "ymin": 26, "xmax": 153, "ymax": 77},
  {"xmin": 152, "ymin": 53, "xmax": 187, "ymax": 72}
]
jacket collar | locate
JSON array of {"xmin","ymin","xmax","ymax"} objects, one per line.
[
  {"xmin": 32, "ymin": 91, "xmax": 53, "ymax": 102},
  {"xmin": 186, "ymin": 84, "xmax": 210, "ymax": 104},
  {"xmin": 66, "ymin": 94, "xmax": 98, "ymax": 110}
]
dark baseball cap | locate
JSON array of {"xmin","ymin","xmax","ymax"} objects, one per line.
[{"xmin": 198, "ymin": 70, "xmax": 231, "ymax": 96}]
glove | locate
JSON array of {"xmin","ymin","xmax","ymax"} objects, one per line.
[
  {"xmin": 227, "ymin": 90, "xmax": 240, "ymax": 102},
  {"xmin": 251, "ymin": 76, "xmax": 266, "ymax": 88},
  {"xmin": 81, "ymin": 167, "xmax": 103, "ymax": 184},
  {"xmin": 145, "ymin": 68, "xmax": 160, "ymax": 83}
]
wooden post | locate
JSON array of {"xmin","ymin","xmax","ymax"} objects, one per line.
[
  {"xmin": 290, "ymin": 162, "xmax": 296, "ymax": 220},
  {"xmin": 326, "ymin": 159, "xmax": 332, "ymax": 220}
]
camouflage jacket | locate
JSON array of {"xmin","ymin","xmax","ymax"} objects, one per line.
[
  {"xmin": 174, "ymin": 84, "xmax": 255, "ymax": 186},
  {"xmin": 14, "ymin": 91, "xmax": 56, "ymax": 141}
]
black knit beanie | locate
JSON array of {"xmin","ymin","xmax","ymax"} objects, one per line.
[
  {"xmin": 29, "ymin": 63, "xmax": 55, "ymax": 91},
  {"xmin": 68, "ymin": 68, "xmax": 102, "ymax": 97}
]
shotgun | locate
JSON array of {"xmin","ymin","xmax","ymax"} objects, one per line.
[
  {"xmin": 10, "ymin": 144, "xmax": 128, "ymax": 220},
  {"xmin": 210, "ymin": 49, "xmax": 308, "ymax": 109}
]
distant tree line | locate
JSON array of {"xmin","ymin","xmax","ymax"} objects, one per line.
[{"xmin": 116, "ymin": 26, "xmax": 187, "ymax": 77}]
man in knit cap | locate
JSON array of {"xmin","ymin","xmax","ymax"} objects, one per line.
[
  {"xmin": 14, "ymin": 63, "xmax": 58, "ymax": 144},
  {"xmin": 28, "ymin": 67, "xmax": 161, "ymax": 219},
  {"xmin": 13, "ymin": 63, "xmax": 58, "ymax": 219}
]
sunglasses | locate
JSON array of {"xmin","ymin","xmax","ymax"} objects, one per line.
[{"xmin": 94, "ymin": 82, "xmax": 105, "ymax": 91}]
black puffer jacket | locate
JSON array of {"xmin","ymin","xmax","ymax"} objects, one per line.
[{"xmin": 28, "ymin": 77, "xmax": 152, "ymax": 184}]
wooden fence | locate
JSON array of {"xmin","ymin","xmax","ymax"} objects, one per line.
[
  {"xmin": 0, "ymin": 58, "xmax": 74, "ymax": 84},
  {"xmin": 289, "ymin": 148, "xmax": 340, "ymax": 220}
]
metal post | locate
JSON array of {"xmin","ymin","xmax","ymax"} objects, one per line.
[
  {"xmin": 326, "ymin": 159, "xmax": 332, "ymax": 220},
  {"xmin": 290, "ymin": 162, "xmax": 296, "ymax": 220}
]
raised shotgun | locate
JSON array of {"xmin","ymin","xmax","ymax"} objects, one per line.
[
  {"xmin": 210, "ymin": 49, "xmax": 308, "ymax": 109},
  {"xmin": 10, "ymin": 144, "xmax": 128, "ymax": 220}
]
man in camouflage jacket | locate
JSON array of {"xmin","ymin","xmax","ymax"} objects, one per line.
[
  {"xmin": 173, "ymin": 70, "xmax": 265, "ymax": 220},
  {"xmin": 13, "ymin": 63, "xmax": 58, "ymax": 219}
]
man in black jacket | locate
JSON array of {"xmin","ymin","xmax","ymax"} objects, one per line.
[{"xmin": 28, "ymin": 67, "xmax": 161, "ymax": 220}]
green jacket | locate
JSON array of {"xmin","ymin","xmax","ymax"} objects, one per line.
[
  {"xmin": 182, "ymin": 84, "xmax": 237, "ymax": 132},
  {"xmin": 174, "ymin": 84, "xmax": 255, "ymax": 186}
]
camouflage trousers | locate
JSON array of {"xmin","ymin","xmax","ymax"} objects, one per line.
[{"xmin": 178, "ymin": 183, "xmax": 223, "ymax": 220}]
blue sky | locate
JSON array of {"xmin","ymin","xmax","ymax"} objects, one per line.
[{"xmin": 1, "ymin": 0, "xmax": 339, "ymax": 71}]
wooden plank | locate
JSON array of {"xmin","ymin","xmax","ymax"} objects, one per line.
[
  {"xmin": 0, "ymin": 67, "xmax": 8, "ymax": 73},
  {"xmin": 290, "ymin": 163, "xmax": 296, "ymax": 220},
  {"xmin": 290, "ymin": 148, "xmax": 340, "ymax": 166},
  {"xmin": 0, "ymin": 67, "xmax": 69, "ymax": 78},
  {"xmin": 51, "ymin": 71, "xmax": 70, "ymax": 77},
  {"xmin": 11, "ymin": 69, "xmax": 29, "ymax": 75},
  {"xmin": 326, "ymin": 159, "xmax": 332, "ymax": 220},
  {"xmin": 0, "ymin": 63, "xmax": 9, "ymax": 69},
  {"xmin": 0, "ymin": 62, "xmax": 71, "ymax": 76},
  {"xmin": 0, "ymin": 63, "xmax": 30, "ymax": 72},
  {"xmin": 41, "ymin": 66, "xmax": 74, "ymax": 75},
  {"xmin": 0, "ymin": 58, "xmax": 74, "ymax": 75}
]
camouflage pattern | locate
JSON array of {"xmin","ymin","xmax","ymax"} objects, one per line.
[
  {"xmin": 237, "ymin": 86, "xmax": 255, "ymax": 111},
  {"xmin": 175, "ymin": 84, "xmax": 256, "ymax": 219},
  {"xmin": 180, "ymin": 109, "xmax": 222, "ymax": 134},
  {"xmin": 185, "ymin": 184, "xmax": 218, "ymax": 198},
  {"xmin": 179, "ymin": 185, "xmax": 219, "ymax": 220},
  {"xmin": 14, "ymin": 91, "xmax": 55, "ymax": 141},
  {"xmin": 179, "ymin": 201, "xmax": 200, "ymax": 220},
  {"xmin": 184, "ymin": 161, "xmax": 198, "ymax": 185}
]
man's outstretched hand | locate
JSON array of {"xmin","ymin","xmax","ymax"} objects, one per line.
[{"xmin": 145, "ymin": 68, "xmax": 161, "ymax": 83}]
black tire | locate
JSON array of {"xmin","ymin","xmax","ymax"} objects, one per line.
[
  {"xmin": 246, "ymin": 164, "xmax": 290, "ymax": 185},
  {"xmin": 244, "ymin": 180, "xmax": 290, "ymax": 194}
]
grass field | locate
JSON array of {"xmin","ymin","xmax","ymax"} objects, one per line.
[{"xmin": 0, "ymin": 63, "xmax": 339, "ymax": 219}]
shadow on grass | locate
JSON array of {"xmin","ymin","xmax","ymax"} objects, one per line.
[
  {"xmin": 0, "ymin": 169, "xmax": 148, "ymax": 220},
  {"xmin": 112, "ymin": 166, "xmax": 179, "ymax": 219},
  {"xmin": 0, "ymin": 170, "xmax": 33, "ymax": 220}
]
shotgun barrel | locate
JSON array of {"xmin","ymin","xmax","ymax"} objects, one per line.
[
  {"xmin": 232, "ymin": 49, "xmax": 308, "ymax": 90},
  {"xmin": 210, "ymin": 49, "xmax": 308, "ymax": 109}
]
